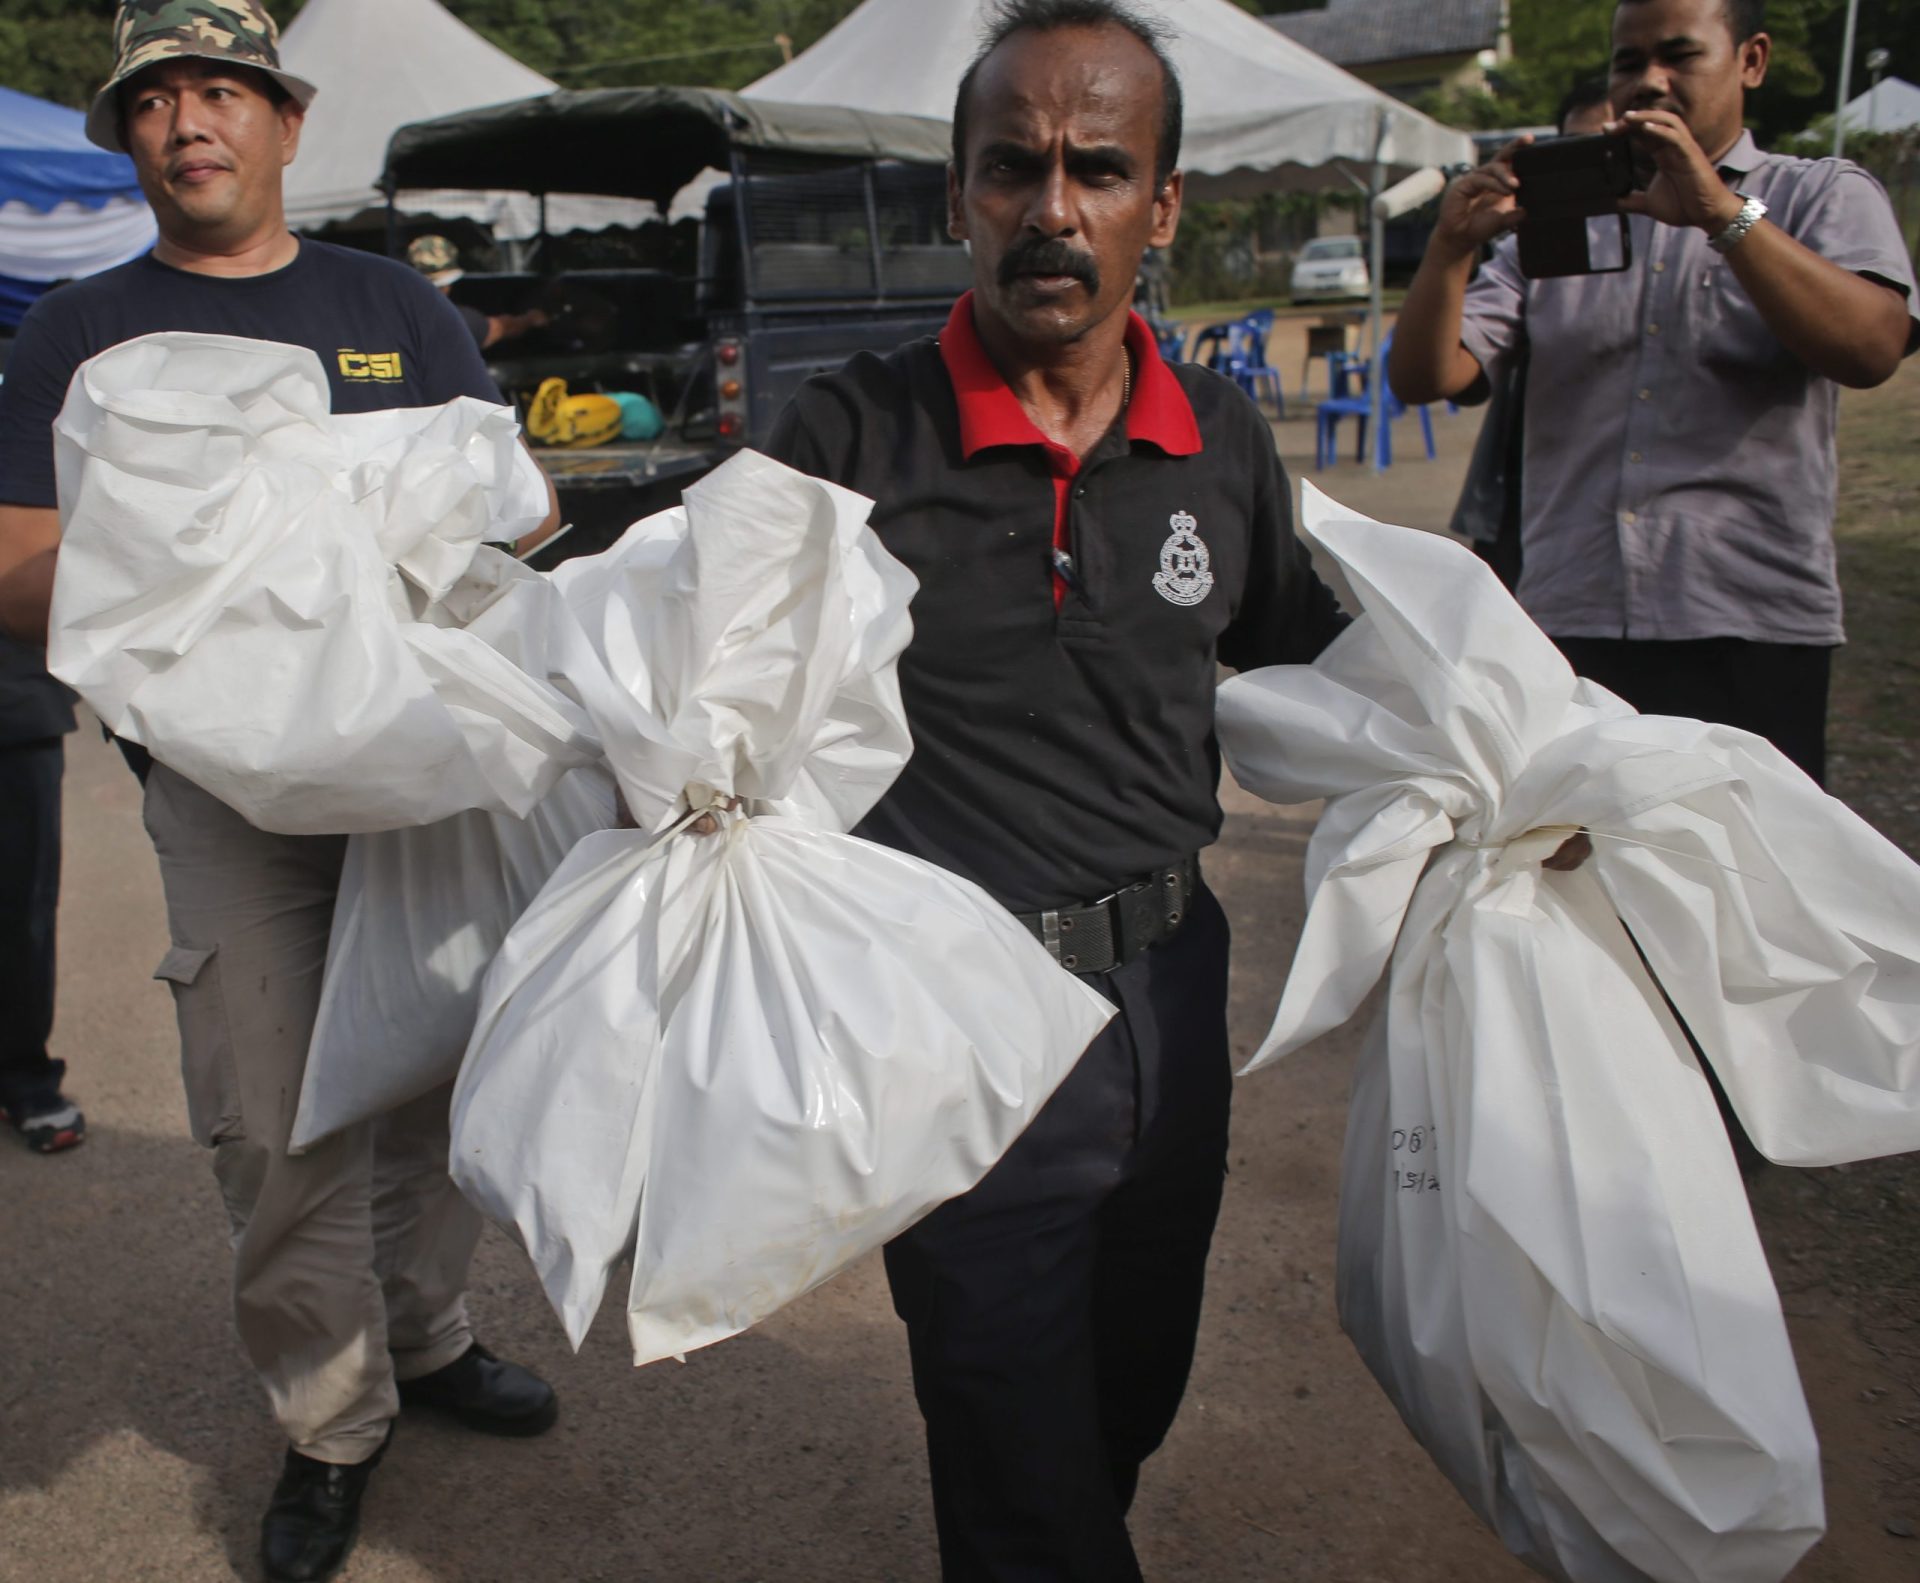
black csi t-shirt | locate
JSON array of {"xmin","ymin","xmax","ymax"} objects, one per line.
[{"xmin": 0, "ymin": 238, "xmax": 503, "ymax": 512}]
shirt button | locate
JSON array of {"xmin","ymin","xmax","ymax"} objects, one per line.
[
  {"xmin": 1639, "ymin": 388, "xmax": 1652, "ymax": 401},
  {"xmin": 1653, "ymin": 261, "xmax": 1667, "ymax": 273},
  {"xmin": 1647, "ymin": 323, "xmax": 1660, "ymax": 335},
  {"xmin": 1629, "ymin": 451, "xmax": 1643, "ymax": 463},
  {"xmin": 1623, "ymin": 510, "xmax": 1639, "ymax": 525}
]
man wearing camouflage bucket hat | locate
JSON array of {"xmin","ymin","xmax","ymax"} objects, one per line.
[
  {"xmin": 0, "ymin": 5, "xmax": 563, "ymax": 1580},
  {"xmin": 408, "ymin": 232, "xmax": 551, "ymax": 349}
]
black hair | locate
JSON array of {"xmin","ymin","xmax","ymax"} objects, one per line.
[
  {"xmin": 1616, "ymin": 0, "xmax": 1766, "ymax": 45},
  {"xmin": 951, "ymin": 0, "xmax": 1184, "ymax": 191},
  {"xmin": 1556, "ymin": 77, "xmax": 1611, "ymax": 131},
  {"xmin": 1725, "ymin": 0, "xmax": 1766, "ymax": 42}
]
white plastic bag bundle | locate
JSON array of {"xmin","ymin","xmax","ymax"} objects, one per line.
[
  {"xmin": 1218, "ymin": 484, "xmax": 1920, "ymax": 1583},
  {"xmin": 451, "ymin": 450, "xmax": 1116, "ymax": 1362},
  {"xmin": 288, "ymin": 765, "xmax": 620, "ymax": 1152},
  {"xmin": 49, "ymin": 331, "xmax": 602, "ymax": 832}
]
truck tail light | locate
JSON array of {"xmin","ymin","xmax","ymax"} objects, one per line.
[{"xmin": 714, "ymin": 338, "xmax": 747, "ymax": 444}]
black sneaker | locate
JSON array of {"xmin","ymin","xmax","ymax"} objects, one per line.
[
  {"xmin": 396, "ymin": 1342, "xmax": 558, "ymax": 1436},
  {"xmin": 260, "ymin": 1430, "xmax": 389, "ymax": 1583},
  {"xmin": 0, "ymin": 1094, "xmax": 85, "ymax": 1154}
]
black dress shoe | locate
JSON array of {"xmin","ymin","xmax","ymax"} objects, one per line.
[
  {"xmin": 395, "ymin": 1342, "xmax": 558, "ymax": 1437},
  {"xmin": 260, "ymin": 1431, "xmax": 388, "ymax": 1583}
]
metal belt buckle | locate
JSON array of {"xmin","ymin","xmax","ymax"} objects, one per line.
[{"xmin": 1039, "ymin": 909, "xmax": 1063, "ymax": 962}]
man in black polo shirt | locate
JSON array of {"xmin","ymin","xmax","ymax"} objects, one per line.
[{"xmin": 767, "ymin": 2, "xmax": 1347, "ymax": 1576}]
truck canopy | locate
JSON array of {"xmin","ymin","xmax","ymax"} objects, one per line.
[{"xmin": 381, "ymin": 87, "xmax": 954, "ymax": 208}]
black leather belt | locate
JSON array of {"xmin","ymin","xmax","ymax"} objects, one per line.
[{"xmin": 1014, "ymin": 855, "xmax": 1201, "ymax": 975}]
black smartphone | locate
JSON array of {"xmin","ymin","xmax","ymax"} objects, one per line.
[{"xmin": 1510, "ymin": 133, "xmax": 1644, "ymax": 279}]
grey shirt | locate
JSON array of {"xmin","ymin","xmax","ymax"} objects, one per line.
[{"xmin": 1460, "ymin": 131, "xmax": 1919, "ymax": 645}]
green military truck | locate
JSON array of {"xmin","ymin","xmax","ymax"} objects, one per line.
[{"xmin": 381, "ymin": 87, "xmax": 969, "ymax": 563}]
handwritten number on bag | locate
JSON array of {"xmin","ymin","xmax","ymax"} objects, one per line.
[{"xmin": 1390, "ymin": 1125, "xmax": 1440, "ymax": 1193}]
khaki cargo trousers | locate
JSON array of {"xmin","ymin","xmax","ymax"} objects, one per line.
[{"xmin": 144, "ymin": 764, "xmax": 482, "ymax": 1465}]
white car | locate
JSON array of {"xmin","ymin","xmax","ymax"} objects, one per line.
[{"xmin": 1290, "ymin": 237, "xmax": 1369, "ymax": 303}]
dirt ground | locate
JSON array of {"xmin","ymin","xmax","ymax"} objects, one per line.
[{"xmin": 2, "ymin": 340, "xmax": 1916, "ymax": 1582}]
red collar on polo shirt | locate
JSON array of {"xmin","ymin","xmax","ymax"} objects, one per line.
[
  {"xmin": 937, "ymin": 291, "xmax": 1202, "ymax": 609},
  {"xmin": 937, "ymin": 290, "xmax": 1203, "ymax": 460}
]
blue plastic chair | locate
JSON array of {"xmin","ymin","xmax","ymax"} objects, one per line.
[
  {"xmin": 1315, "ymin": 387, "xmax": 1373, "ymax": 468},
  {"xmin": 1382, "ymin": 370, "xmax": 1437, "ymax": 466},
  {"xmin": 1191, "ymin": 315, "xmax": 1286, "ymax": 416},
  {"xmin": 1324, "ymin": 349, "xmax": 1365, "ymax": 399},
  {"xmin": 1189, "ymin": 320, "xmax": 1235, "ymax": 369},
  {"xmin": 1233, "ymin": 308, "xmax": 1286, "ymax": 416},
  {"xmin": 1315, "ymin": 333, "xmax": 1435, "ymax": 469}
]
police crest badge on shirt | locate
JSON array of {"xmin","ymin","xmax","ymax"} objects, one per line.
[{"xmin": 1152, "ymin": 511, "xmax": 1214, "ymax": 607}]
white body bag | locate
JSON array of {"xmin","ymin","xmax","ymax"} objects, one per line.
[
  {"xmin": 49, "ymin": 331, "xmax": 602, "ymax": 833},
  {"xmin": 451, "ymin": 451, "xmax": 1116, "ymax": 1363},
  {"xmin": 1218, "ymin": 484, "xmax": 1920, "ymax": 1583}
]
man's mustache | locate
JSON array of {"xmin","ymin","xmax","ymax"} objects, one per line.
[{"xmin": 998, "ymin": 237, "xmax": 1100, "ymax": 294}]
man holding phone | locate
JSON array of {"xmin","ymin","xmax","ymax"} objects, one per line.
[
  {"xmin": 1448, "ymin": 78, "xmax": 1614, "ymax": 590},
  {"xmin": 1392, "ymin": 0, "xmax": 1917, "ymax": 787}
]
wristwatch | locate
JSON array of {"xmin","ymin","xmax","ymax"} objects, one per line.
[{"xmin": 1707, "ymin": 193, "xmax": 1768, "ymax": 254}]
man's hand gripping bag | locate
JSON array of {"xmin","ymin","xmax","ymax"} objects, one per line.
[
  {"xmin": 449, "ymin": 450, "xmax": 1116, "ymax": 1363},
  {"xmin": 1217, "ymin": 484, "xmax": 1920, "ymax": 1583}
]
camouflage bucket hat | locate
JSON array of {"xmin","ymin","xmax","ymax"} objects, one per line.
[
  {"xmin": 86, "ymin": 0, "xmax": 319, "ymax": 153},
  {"xmin": 406, "ymin": 234, "xmax": 462, "ymax": 284}
]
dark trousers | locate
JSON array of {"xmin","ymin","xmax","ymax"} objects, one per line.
[
  {"xmin": 1552, "ymin": 635, "xmax": 1833, "ymax": 787},
  {"xmin": 0, "ymin": 737, "xmax": 65, "ymax": 1112},
  {"xmin": 884, "ymin": 882, "xmax": 1233, "ymax": 1583},
  {"xmin": 1472, "ymin": 521, "xmax": 1523, "ymax": 594}
]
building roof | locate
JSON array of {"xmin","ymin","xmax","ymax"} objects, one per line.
[{"xmin": 1266, "ymin": 0, "xmax": 1504, "ymax": 69}]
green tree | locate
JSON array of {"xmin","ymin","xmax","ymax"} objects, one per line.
[
  {"xmin": 1417, "ymin": 0, "xmax": 1857, "ymax": 145},
  {"xmin": 0, "ymin": 0, "xmax": 872, "ymax": 110},
  {"xmin": 0, "ymin": 1, "xmax": 119, "ymax": 110}
]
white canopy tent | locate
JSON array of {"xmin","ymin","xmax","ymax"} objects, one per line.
[
  {"xmin": 745, "ymin": 0, "xmax": 1475, "ymax": 464},
  {"xmin": 1839, "ymin": 76, "xmax": 1920, "ymax": 136},
  {"xmin": 279, "ymin": 0, "xmax": 650, "ymax": 239},
  {"xmin": 748, "ymin": 0, "xmax": 1471, "ymax": 195}
]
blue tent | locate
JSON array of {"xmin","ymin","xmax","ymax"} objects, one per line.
[{"xmin": 0, "ymin": 87, "xmax": 156, "ymax": 328}]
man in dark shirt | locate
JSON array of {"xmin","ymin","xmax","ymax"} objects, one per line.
[
  {"xmin": 0, "ymin": 9, "xmax": 560, "ymax": 1581},
  {"xmin": 767, "ymin": 4, "xmax": 1346, "ymax": 1576},
  {"xmin": 405, "ymin": 233, "xmax": 549, "ymax": 352}
]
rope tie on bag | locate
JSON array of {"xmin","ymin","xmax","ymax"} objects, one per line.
[
  {"xmin": 650, "ymin": 784, "xmax": 746, "ymax": 844},
  {"xmin": 1460, "ymin": 823, "xmax": 1585, "ymax": 879},
  {"xmin": 1457, "ymin": 824, "xmax": 1767, "ymax": 883}
]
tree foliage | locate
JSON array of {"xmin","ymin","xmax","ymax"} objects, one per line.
[
  {"xmin": 1420, "ymin": 0, "xmax": 1920, "ymax": 146},
  {"xmin": 0, "ymin": 0, "xmax": 872, "ymax": 111},
  {"xmin": 0, "ymin": 1, "xmax": 120, "ymax": 109},
  {"xmin": 0, "ymin": 0, "xmax": 1913, "ymax": 149}
]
